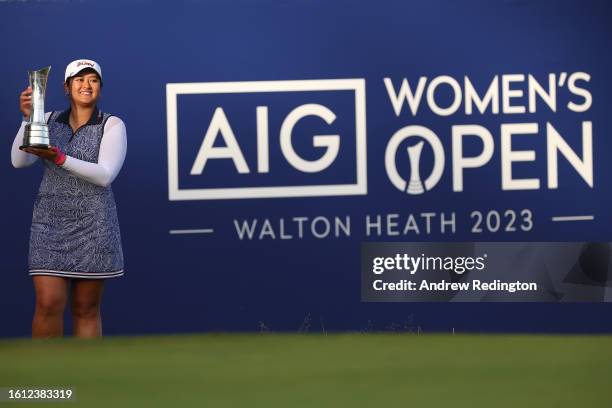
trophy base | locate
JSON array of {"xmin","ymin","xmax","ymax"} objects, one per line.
[
  {"xmin": 19, "ymin": 144, "xmax": 51, "ymax": 151},
  {"xmin": 23, "ymin": 123, "xmax": 50, "ymax": 151}
]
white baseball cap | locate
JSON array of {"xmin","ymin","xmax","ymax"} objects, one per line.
[{"xmin": 64, "ymin": 59, "xmax": 103, "ymax": 82}]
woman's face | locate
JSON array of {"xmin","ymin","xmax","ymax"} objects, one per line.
[{"xmin": 65, "ymin": 71, "xmax": 101, "ymax": 107}]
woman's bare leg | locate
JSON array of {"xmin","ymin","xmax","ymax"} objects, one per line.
[
  {"xmin": 71, "ymin": 279, "xmax": 105, "ymax": 338},
  {"xmin": 32, "ymin": 276, "xmax": 69, "ymax": 338}
]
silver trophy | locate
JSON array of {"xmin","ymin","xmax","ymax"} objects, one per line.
[
  {"xmin": 21, "ymin": 66, "xmax": 51, "ymax": 149},
  {"xmin": 406, "ymin": 141, "xmax": 425, "ymax": 194}
]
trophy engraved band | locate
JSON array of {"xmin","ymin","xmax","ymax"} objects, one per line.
[{"xmin": 21, "ymin": 66, "xmax": 51, "ymax": 150}]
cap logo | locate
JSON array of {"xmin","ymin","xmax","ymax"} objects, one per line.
[{"xmin": 77, "ymin": 61, "xmax": 94, "ymax": 68}]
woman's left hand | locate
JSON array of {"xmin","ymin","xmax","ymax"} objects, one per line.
[{"xmin": 23, "ymin": 146, "xmax": 58, "ymax": 161}]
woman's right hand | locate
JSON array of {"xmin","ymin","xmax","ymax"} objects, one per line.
[{"xmin": 19, "ymin": 86, "xmax": 32, "ymax": 119}]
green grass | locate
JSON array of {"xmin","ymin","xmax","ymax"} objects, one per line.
[{"xmin": 1, "ymin": 334, "xmax": 611, "ymax": 407}]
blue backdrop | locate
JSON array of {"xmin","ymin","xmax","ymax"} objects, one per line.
[{"xmin": 1, "ymin": 0, "xmax": 611, "ymax": 336}]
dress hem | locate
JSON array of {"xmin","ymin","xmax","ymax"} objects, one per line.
[{"xmin": 29, "ymin": 269, "xmax": 124, "ymax": 279}]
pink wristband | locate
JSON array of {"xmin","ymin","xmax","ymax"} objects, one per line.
[{"xmin": 50, "ymin": 146, "xmax": 66, "ymax": 166}]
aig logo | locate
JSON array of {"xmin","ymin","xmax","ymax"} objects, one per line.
[{"xmin": 166, "ymin": 79, "xmax": 367, "ymax": 200}]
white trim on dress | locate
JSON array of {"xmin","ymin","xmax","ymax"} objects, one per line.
[{"xmin": 29, "ymin": 269, "xmax": 124, "ymax": 279}]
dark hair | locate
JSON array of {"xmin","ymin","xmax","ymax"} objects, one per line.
[{"xmin": 65, "ymin": 68, "xmax": 103, "ymax": 87}]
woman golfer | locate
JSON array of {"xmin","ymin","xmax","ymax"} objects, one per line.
[{"xmin": 11, "ymin": 59, "xmax": 126, "ymax": 338}]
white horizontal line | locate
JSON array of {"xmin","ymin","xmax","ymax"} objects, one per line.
[
  {"xmin": 166, "ymin": 78, "xmax": 364, "ymax": 94},
  {"xmin": 169, "ymin": 229, "xmax": 215, "ymax": 234},
  {"xmin": 169, "ymin": 183, "xmax": 366, "ymax": 200},
  {"xmin": 551, "ymin": 215, "xmax": 594, "ymax": 222}
]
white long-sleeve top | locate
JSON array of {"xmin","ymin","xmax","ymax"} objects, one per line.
[{"xmin": 11, "ymin": 112, "xmax": 127, "ymax": 187}]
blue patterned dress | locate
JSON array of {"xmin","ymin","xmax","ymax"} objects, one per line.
[{"xmin": 28, "ymin": 108, "xmax": 124, "ymax": 279}]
